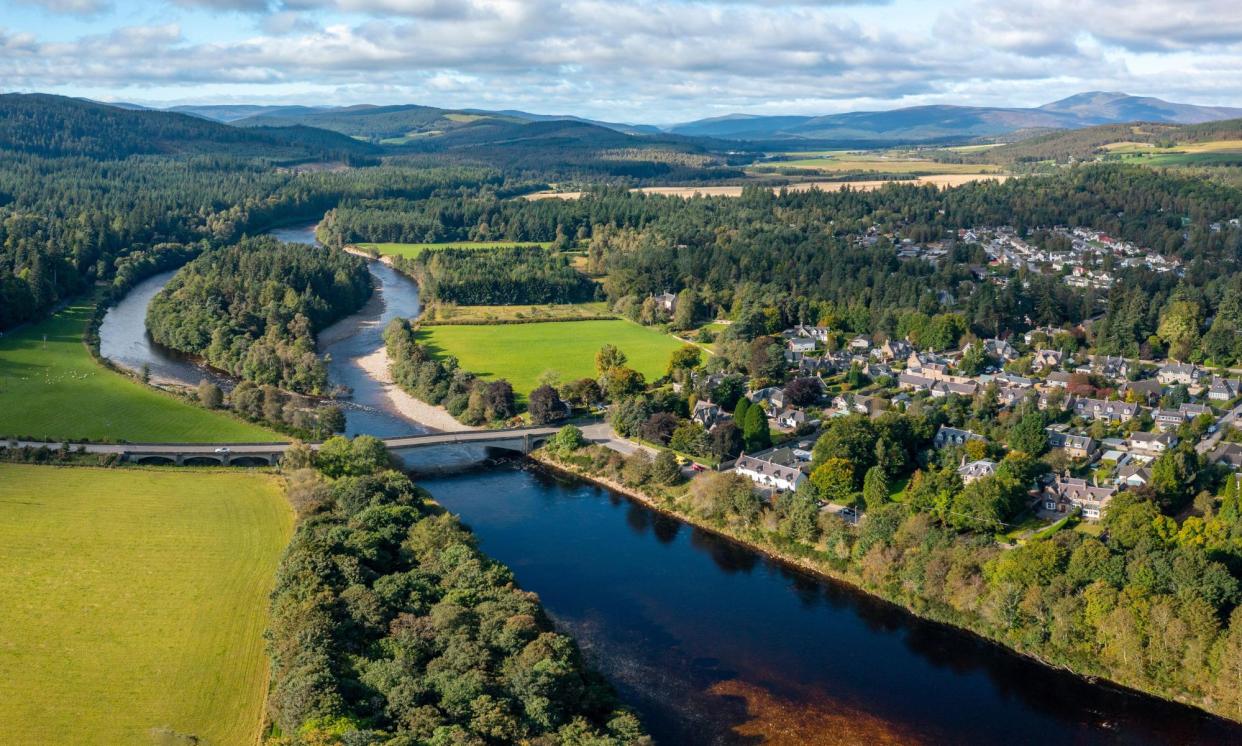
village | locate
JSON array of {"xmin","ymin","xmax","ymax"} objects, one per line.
[
  {"xmin": 709, "ymin": 320, "xmax": 1242, "ymax": 531},
  {"xmin": 881, "ymin": 224, "xmax": 1200, "ymax": 292}
]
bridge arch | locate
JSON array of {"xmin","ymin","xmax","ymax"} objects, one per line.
[
  {"xmin": 133, "ymin": 455, "xmax": 176, "ymax": 465},
  {"xmin": 182, "ymin": 455, "xmax": 224, "ymax": 466},
  {"xmin": 229, "ymin": 455, "xmax": 273, "ymax": 467}
]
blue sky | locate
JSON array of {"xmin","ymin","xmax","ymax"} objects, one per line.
[{"xmin": 3, "ymin": 0, "xmax": 1241, "ymax": 122}]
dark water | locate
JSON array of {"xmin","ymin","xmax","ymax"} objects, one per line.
[
  {"xmin": 420, "ymin": 462, "xmax": 1242, "ymax": 745},
  {"xmin": 98, "ymin": 269, "xmax": 234, "ymax": 390}
]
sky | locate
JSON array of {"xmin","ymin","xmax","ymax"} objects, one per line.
[{"xmin": 2, "ymin": 0, "xmax": 1241, "ymax": 123}]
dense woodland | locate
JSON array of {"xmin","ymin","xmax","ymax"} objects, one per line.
[
  {"xmin": 147, "ymin": 238, "xmax": 372, "ymax": 395},
  {"xmin": 266, "ymin": 440, "xmax": 648, "ymax": 745},
  {"xmin": 395, "ymin": 246, "xmax": 597, "ymax": 306}
]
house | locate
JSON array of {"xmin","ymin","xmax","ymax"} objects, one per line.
[
  {"xmin": 1024, "ymin": 325, "xmax": 1063, "ymax": 346},
  {"xmin": 957, "ymin": 458, "xmax": 997, "ymax": 484},
  {"xmin": 996, "ymin": 386, "xmax": 1030, "ymax": 408},
  {"xmin": 875, "ymin": 338, "xmax": 913, "ymax": 362},
  {"xmin": 1072, "ymin": 397, "xmax": 1140, "ymax": 423},
  {"xmin": 1045, "ymin": 371, "xmax": 1073, "ymax": 389},
  {"xmin": 934, "ymin": 426, "xmax": 986, "ymax": 449},
  {"xmin": 982, "ymin": 337, "xmax": 1018, "ymax": 362},
  {"xmin": 1208, "ymin": 443, "xmax": 1242, "ymax": 470},
  {"xmin": 785, "ymin": 335, "xmax": 817, "ymax": 354},
  {"xmin": 1117, "ymin": 463, "xmax": 1152, "ymax": 488},
  {"xmin": 775, "ymin": 408, "xmax": 809, "ymax": 430},
  {"xmin": 992, "ymin": 372, "xmax": 1034, "ymax": 388},
  {"xmin": 1209, "ymin": 376, "xmax": 1242, "ymax": 402},
  {"xmin": 747, "ymin": 387, "xmax": 786, "ymax": 410},
  {"xmin": 932, "ymin": 379, "xmax": 979, "ymax": 398},
  {"xmin": 1153, "ymin": 409, "xmax": 1187, "ymax": 431},
  {"xmin": 792, "ymin": 324, "xmax": 831, "ymax": 343},
  {"xmin": 849, "ymin": 336, "xmax": 872, "ymax": 352},
  {"xmin": 1157, "ymin": 362, "xmax": 1201, "ymax": 386},
  {"xmin": 1180, "ymin": 402, "xmax": 1212, "ymax": 420},
  {"xmin": 1129, "ymin": 431, "xmax": 1178, "ymax": 455},
  {"xmin": 1042, "ymin": 475, "xmax": 1118, "ymax": 520},
  {"xmin": 691, "ymin": 400, "xmax": 727, "ymax": 430},
  {"xmin": 1031, "ymin": 349, "xmax": 1064, "ymax": 370},
  {"xmin": 1091, "ymin": 355, "xmax": 1131, "ymax": 381},
  {"xmin": 1123, "ymin": 378, "xmax": 1164, "ymax": 404},
  {"xmin": 734, "ymin": 449, "xmax": 807, "ymax": 492},
  {"xmin": 1046, "ymin": 428, "xmax": 1097, "ymax": 459},
  {"xmin": 652, "ymin": 291, "xmax": 677, "ymax": 312},
  {"xmin": 898, "ymin": 372, "xmax": 936, "ymax": 393}
]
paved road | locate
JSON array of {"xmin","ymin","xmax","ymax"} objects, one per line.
[
  {"xmin": 3, "ymin": 425, "xmax": 563, "ymax": 457},
  {"xmin": 1197, "ymin": 402, "xmax": 1242, "ymax": 454}
]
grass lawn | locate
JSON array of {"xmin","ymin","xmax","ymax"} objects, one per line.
[
  {"xmin": 0, "ymin": 464, "xmax": 294, "ymax": 745},
  {"xmin": 0, "ymin": 301, "xmax": 278, "ymax": 443},
  {"xmin": 417, "ymin": 319, "xmax": 686, "ymax": 398},
  {"xmin": 356, "ymin": 240, "xmax": 552, "ymax": 259},
  {"xmin": 422, "ymin": 301, "xmax": 613, "ymax": 324}
]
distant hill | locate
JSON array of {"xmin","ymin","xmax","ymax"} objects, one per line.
[
  {"xmin": 167, "ymin": 104, "xmax": 330, "ymax": 123},
  {"xmin": 933, "ymin": 118, "xmax": 1242, "ymax": 165},
  {"xmin": 669, "ymin": 92, "xmax": 1242, "ymax": 143},
  {"xmin": 0, "ymin": 93, "xmax": 379, "ymax": 161}
]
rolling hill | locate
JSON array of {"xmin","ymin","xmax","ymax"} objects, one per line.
[
  {"xmin": 0, "ymin": 93, "xmax": 379, "ymax": 161},
  {"xmin": 669, "ymin": 92, "xmax": 1242, "ymax": 143}
]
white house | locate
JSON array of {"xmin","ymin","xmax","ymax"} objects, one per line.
[{"xmin": 734, "ymin": 449, "xmax": 807, "ymax": 492}]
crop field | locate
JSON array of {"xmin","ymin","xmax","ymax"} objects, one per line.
[
  {"xmin": 0, "ymin": 301, "xmax": 278, "ymax": 442},
  {"xmin": 416, "ymin": 318, "xmax": 686, "ymax": 397},
  {"xmin": 755, "ymin": 149, "xmax": 1004, "ymax": 174},
  {"xmin": 0, "ymin": 464, "xmax": 294, "ymax": 745},
  {"xmin": 355, "ymin": 240, "xmax": 553, "ymax": 259}
]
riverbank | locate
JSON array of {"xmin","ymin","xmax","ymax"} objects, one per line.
[
  {"xmin": 528, "ymin": 446, "xmax": 1241, "ymax": 728},
  {"xmin": 355, "ymin": 347, "xmax": 478, "ymax": 433}
]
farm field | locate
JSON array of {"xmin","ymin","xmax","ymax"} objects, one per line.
[
  {"xmin": 0, "ymin": 300, "xmax": 278, "ymax": 442},
  {"xmin": 0, "ymin": 464, "xmax": 294, "ymax": 746},
  {"xmin": 416, "ymin": 318, "xmax": 685, "ymax": 397},
  {"xmin": 755, "ymin": 150, "xmax": 1005, "ymax": 174},
  {"xmin": 525, "ymin": 174, "xmax": 1005, "ymax": 200},
  {"xmin": 421, "ymin": 300, "xmax": 613, "ymax": 324},
  {"xmin": 1104, "ymin": 139, "xmax": 1242, "ymax": 166},
  {"xmin": 355, "ymin": 240, "xmax": 552, "ymax": 259}
]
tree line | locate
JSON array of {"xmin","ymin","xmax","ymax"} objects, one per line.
[
  {"xmin": 265, "ymin": 436, "xmax": 649, "ymax": 744},
  {"xmin": 147, "ymin": 237, "xmax": 372, "ymax": 395}
]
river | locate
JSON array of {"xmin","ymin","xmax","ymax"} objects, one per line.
[{"xmin": 96, "ymin": 222, "xmax": 1242, "ymax": 744}]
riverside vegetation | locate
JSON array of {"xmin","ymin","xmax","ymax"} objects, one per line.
[
  {"xmin": 538, "ymin": 420, "xmax": 1242, "ymax": 724},
  {"xmin": 265, "ymin": 437, "xmax": 648, "ymax": 745}
]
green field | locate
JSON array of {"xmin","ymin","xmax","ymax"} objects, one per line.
[
  {"xmin": 757, "ymin": 150, "xmax": 1003, "ymax": 174},
  {"xmin": 0, "ymin": 301, "xmax": 278, "ymax": 442},
  {"xmin": 0, "ymin": 464, "xmax": 294, "ymax": 745},
  {"xmin": 356, "ymin": 240, "xmax": 552, "ymax": 259},
  {"xmin": 417, "ymin": 319, "xmax": 686, "ymax": 397}
]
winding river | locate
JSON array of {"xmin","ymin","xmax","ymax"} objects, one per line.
[{"xmin": 95, "ymin": 222, "xmax": 1242, "ymax": 744}]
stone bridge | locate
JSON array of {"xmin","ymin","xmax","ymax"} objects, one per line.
[{"xmin": 6, "ymin": 426, "xmax": 562, "ymax": 467}]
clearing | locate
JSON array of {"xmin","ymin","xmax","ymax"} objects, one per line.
[
  {"xmin": 755, "ymin": 150, "xmax": 1004, "ymax": 175},
  {"xmin": 0, "ymin": 301, "xmax": 278, "ymax": 442},
  {"xmin": 355, "ymin": 240, "xmax": 552, "ymax": 259},
  {"xmin": 416, "ymin": 318, "xmax": 686, "ymax": 397},
  {"xmin": 0, "ymin": 464, "xmax": 294, "ymax": 745}
]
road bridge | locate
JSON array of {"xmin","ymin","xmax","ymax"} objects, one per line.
[{"xmin": 3, "ymin": 426, "xmax": 563, "ymax": 466}]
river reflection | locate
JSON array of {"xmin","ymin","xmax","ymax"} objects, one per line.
[{"xmin": 420, "ymin": 462, "xmax": 1242, "ymax": 746}]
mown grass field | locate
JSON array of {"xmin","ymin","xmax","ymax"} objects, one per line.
[
  {"xmin": 0, "ymin": 464, "xmax": 294, "ymax": 746},
  {"xmin": 421, "ymin": 300, "xmax": 613, "ymax": 324},
  {"xmin": 417, "ymin": 319, "xmax": 686, "ymax": 397},
  {"xmin": 356, "ymin": 240, "xmax": 553, "ymax": 259},
  {"xmin": 0, "ymin": 301, "xmax": 278, "ymax": 442},
  {"xmin": 1104, "ymin": 139, "xmax": 1242, "ymax": 166}
]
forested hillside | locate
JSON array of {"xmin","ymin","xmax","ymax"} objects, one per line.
[{"xmin": 147, "ymin": 238, "xmax": 372, "ymax": 394}]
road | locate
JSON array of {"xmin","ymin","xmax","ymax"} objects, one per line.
[{"xmin": 1197, "ymin": 401, "xmax": 1242, "ymax": 454}]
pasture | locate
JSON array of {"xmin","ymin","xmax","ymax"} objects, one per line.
[
  {"xmin": 416, "ymin": 318, "xmax": 686, "ymax": 397},
  {"xmin": 0, "ymin": 464, "xmax": 294, "ymax": 745},
  {"xmin": 0, "ymin": 300, "xmax": 277, "ymax": 442},
  {"xmin": 1105, "ymin": 139, "xmax": 1242, "ymax": 167},
  {"xmin": 356, "ymin": 240, "xmax": 553, "ymax": 259}
]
